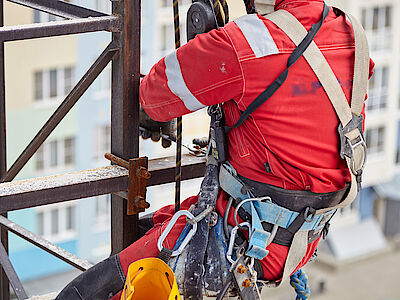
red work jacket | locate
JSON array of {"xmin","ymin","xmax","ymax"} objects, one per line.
[
  {"xmin": 140, "ymin": 0, "xmax": 374, "ymax": 193},
  {"xmin": 139, "ymin": 0, "xmax": 374, "ymax": 280}
]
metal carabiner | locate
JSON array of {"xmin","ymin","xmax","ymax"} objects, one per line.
[
  {"xmin": 226, "ymin": 222, "xmax": 251, "ymax": 264},
  {"xmin": 157, "ymin": 210, "xmax": 197, "ymax": 257}
]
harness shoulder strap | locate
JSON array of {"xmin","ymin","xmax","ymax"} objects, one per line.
[
  {"xmin": 262, "ymin": 7, "xmax": 369, "ymax": 283},
  {"xmin": 265, "ymin": 8, "xmax": 370, "ymax": 214}
]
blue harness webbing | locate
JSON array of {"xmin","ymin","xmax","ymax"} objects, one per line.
[{"xmin": 219, "ymin": 162, "xmax": 336, "ymax": 260}]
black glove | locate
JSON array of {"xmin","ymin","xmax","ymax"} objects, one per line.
[{"xmin": 139, "ymin": 106, "xmax": 176, "ymax": 148}]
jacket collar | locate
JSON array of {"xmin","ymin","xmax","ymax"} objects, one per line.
[{"xmin": 275, "ymin": 0, "xmax": 324, "ymax": 10}]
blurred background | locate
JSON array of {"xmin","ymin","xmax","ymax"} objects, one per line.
[{"xmin": 3, "ymin": 0, "xmax": 400, "ymax": 298}]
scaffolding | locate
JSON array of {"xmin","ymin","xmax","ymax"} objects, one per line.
[{"xmin": 0, "ymin": 0, "xmax": 206, "ymax": 298}]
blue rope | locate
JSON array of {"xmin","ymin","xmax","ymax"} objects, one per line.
[{"xmin": 290, "ymin": 269, "xmax": 310, "ymax": 300}]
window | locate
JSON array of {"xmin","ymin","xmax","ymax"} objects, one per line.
[
  {"xmin": 34, "ymin": 71, "xmax": 43, "ymax": 100},
  {"xmin": 49, "ymin": 140, "xmax": 58, "ymax": 168},
  {"xmin": 396, "ymin": 122, "xmax": 400, "ymax": 165},
  {"xmin": 64, "ymin": 67, "xmax": 74, "ymax": 95},
  {"xmin": 64, "ymin": 137, "xmax": 75, "ymax": 165},
  {"xmin": 160, "ymin": 0, "xmax": 191, "ymax": 7},
  {"xmin": 96, "ymin": 0, "xmax": 111, "ymax": 14},
  {"xmin": 66, "ymin": 206, "xmax": 76, "ymax": 231},
  {"xmin": 35, "ymin": 137, "xmax": 76, "ymax": 171},
  {"xmin": 95, "ymin": 195, "xmax": 111, "ymax": 220},
  {"xmin": 98, "ymin": 64, "xmax": 111, "ymax": 94},
  {"xmin": 160, "ymin": 24, "xmax": 173, "ymax": 52},
  {"xmin": 37, "ymin": 212, "xmax": 44, "ymax": 236},
  {"xmin": 35, "ymin": 146, "xmax": 45, "ymax": 171},
  {"xmin": 365, "ymin": 126, "xmax": 385, "ymax": 155},
  {"xmin": 94, "ymin": 195, "xmax": 111, "ymax": 232},
  {"xmin": 361, "ymin": 6, "xmax": 392, "ymax": 52},
  {"xmin": 33, "ymin": 11, "xmax": 63, "ymax": 23},
  {"xmin": 159, "ymin": 22, "xmax": 187, "ymax": 55},
  {"xmin": 94, "ymin": 125, "xmax": 111, "ymax": 161},
  {"xmin": 51, "ymin": 209, "xmax": 59, "ymax": 235},
  {"xmin": 33, "ymin": 67, "xmax": 75, "ymax": 104},
  {"xmin": 36, "ymin": 203, "xmax": 77, "ymax": 241},
  {"xmin": 367, "ymin": 66, "xmax": 389, "ymax": 112}
]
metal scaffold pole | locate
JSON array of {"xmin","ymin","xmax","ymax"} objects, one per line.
[
  {"xmin": 0, "ymin": 0, "xmax": 9, "ymax": 298},
  {"xmin": 111, "ymin": 0, "xmax": 141, "ymax": 254}
]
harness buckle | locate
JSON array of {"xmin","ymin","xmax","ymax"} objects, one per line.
[
  {"xmin": 338, "ymin": 114, "xmax": 367, "ymax": 175},
  {"xmin": 303, "ymin": 207, "xmax": 316, "ymax": 223}
]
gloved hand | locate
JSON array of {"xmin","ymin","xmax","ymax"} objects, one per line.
[{"xmin": 139, "ymin": 106, "xmax": 176, "ymax": 148}]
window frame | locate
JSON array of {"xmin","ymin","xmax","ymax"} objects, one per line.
[{"xmin": 36, "ymin": 202, "xmax": 78, "ymax": 242}]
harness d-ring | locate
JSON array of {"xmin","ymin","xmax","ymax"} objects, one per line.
[{"xmin": 157, "ymin": 210, "xmax": 197, "ymax": 257}]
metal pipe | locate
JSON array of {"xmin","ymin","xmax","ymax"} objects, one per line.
[
  {"xmin": 0, "ymin": 215, "xmax": 93, "ymax": 272},
  {"xmin": 8, "ymin": 0, "xmax": 107, "ymax": 19},
  {"xmin": 0, "ymin": 155, "xmax": 205, "ymax": 213},
  {"xmin": 110, "ymin": 0, "xmax": 141, "ymax": 254},
  {"xmin": 0, "ymin": 15, "xmax": 120, "ymax": 42},
  {"xmin": 2, "ymin": 42, "xmax": 119, "ymax": 182},
  {"xmin": 0, "ymin": 242, "xmax": 27, "ymax": 300},
  {"xmin": 0, "ymin": 1, "xmax": 9, "ymax": 298},
  {"xmin": 105, "ymin": 152, "xmax": 129, "ymax": 169}
]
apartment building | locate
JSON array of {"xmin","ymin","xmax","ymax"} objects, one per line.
[
  {"xmin": 4, "ymin": 0, "xmax": 399, "ymax": 295},
  {"xmin": 3, "ymin": 1, "xmax": 80, "ymax": 285},
  {"xmin": 316, "ymin": 0, "xmax": 400, "ymax": 261}
]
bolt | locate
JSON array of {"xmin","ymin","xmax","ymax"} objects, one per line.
[
  {"xmin": 242, "ymin": 279, "xmax": 252, "ymax": 288},
  {"xmin": 137, "ymin": 167, "xmax": 151, "ymax": 179},
  {"xmin": 237, "ymin": 265, "xmax": 247, "ymax": 274},
  {"xmin": 135, "ymin": 196, "xmax": 150, "ymax": 209}
]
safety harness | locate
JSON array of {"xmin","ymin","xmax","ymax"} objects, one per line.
[
  {"xmin": 217, "ymin": 3, "xmax": 369, "ymax": 287},
  {"xmin": 157, "ymin": 1, "xmax": 369, "ymax": 299}
]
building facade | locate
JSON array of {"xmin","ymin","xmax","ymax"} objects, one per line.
[
  {"xmin": 4, "ymin": 1, "xmax": 80, "ymax": 283},
  {"xmin": 4, "ymin": 0, "xmax": 400, "ymax": 294}
]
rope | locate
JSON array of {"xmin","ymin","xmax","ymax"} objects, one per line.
[
  {"xmin": 290, "ymin": 269, "xmax": 311, "ymax": 300},
  {"xmin": 211, "ymin": 0, "xmax": 229, "ymax": 26},
  {"xmin": 172, "ymin": 0, "xmax": 182, "ymax": 212},
  {"xmin": 171, "ymin": 0, "xmax": 230, "ymax": 213},
  {"xmin": 220, "ymin": 0, "xmax": 229, "ymax": 24}
]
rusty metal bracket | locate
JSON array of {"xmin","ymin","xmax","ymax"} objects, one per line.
[{"xmin": 105, "ymin": 153, "xmax": 150, "ymax": 214}]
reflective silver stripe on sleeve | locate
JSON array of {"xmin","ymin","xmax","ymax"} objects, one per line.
[
  {"xmin": 234, "ymin": 14, "xmax": 279, "ymax": 58},
  {"xmin": 164, "ymin": 50, "xmax": 206, "ymax": 112}
]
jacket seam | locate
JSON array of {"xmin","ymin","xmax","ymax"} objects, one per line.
[
  {"xmin": 252, "ymin": 118, "xmax": 273, "ymax": 173},
  {"xmin": 141, "ymin": 98, "xmax": 182, "ymax": 109},
  {"xmin": 194, "ymin": 75, "xmax": 243, "ymax": 96},
  {"xmin": 222, "ymin": 27, "xmax": 246, "ymax": 105}
]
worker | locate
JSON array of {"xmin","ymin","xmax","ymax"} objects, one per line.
[{"xmin": 56, "ymin": 0, "xmax": 374, "ymax": 299}]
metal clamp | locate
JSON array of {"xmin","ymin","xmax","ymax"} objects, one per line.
[
  {"xmin": 338, "ymin": 114, "xmax": 367, "ymax": 175},
  {"xmin": 157, "ymin": 210, "xmax": 197, "ymax": 257},
  {"xmin": 105, "ymin": 153, "xmax": 151, "ymax": 215}
]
